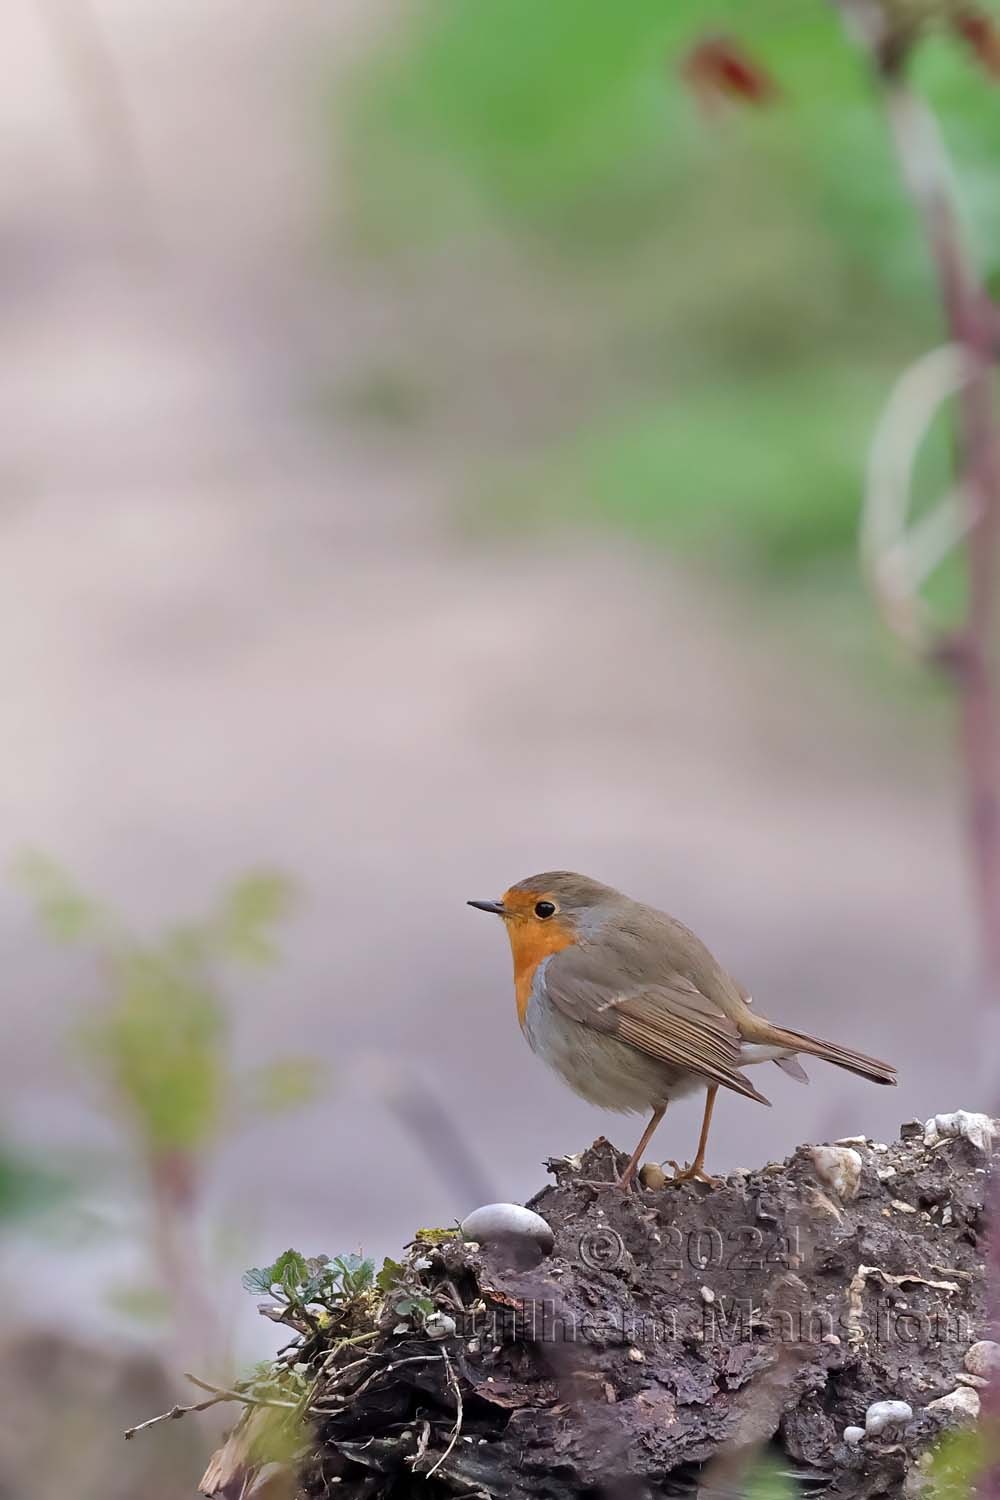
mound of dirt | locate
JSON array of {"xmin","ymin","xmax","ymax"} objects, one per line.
[{"xmin": 200, "ymin": 1118, "xmax": 995, "ymax": 1499}]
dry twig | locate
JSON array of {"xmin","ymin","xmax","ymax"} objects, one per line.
[{"xmin": 424, "ymin": 1348, "xmax": 463, "ymax": 1480}]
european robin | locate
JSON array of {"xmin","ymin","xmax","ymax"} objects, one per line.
[{"xmin": 469, "ymin": 872, "xmax": 897, "ymax": 1189}]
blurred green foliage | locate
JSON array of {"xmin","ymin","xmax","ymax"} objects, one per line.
[
  {"xmin": 14, "ymin": 854, "xmax": 320, "ymax": 1159},
  {"xmin": 744, "ymin": 1455, "xmax": 796, "ymax": 1500},
  {"xmin": 927, "ymin": 1425, "xmax": 991, "ymax": 1499},
  {"xmin": 0, "ymin": 1141, "xmax": 67, "ymax": 1222},
  {"xmin": 344, "ymin": 0, "xmax": 999, "ymax": 623}
]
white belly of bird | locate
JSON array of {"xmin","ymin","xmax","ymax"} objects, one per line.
[{"xmin": 521, "ymin": 980, "xmax": 705, "ymax": 1114}]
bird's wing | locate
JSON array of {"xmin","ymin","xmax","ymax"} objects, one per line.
[{"xmin": 543, "ymin": 946, "xmax": 770, "ymax": 1105}]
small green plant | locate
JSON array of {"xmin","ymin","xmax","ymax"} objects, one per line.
[
  {"xmin": 15, "ymin": 853, "xmax": 322, "ymax": 1353},
  {"xmin": 242, "ymin": 1250, "xmax": 377, "ymax": 1318},
  {"xmin": 240, "ymin": 1245, "xmax": 440, "ymax": 1344},
  {"xmin": 390, "ymin": 1292, "xmax": 436, "ymax": 1327}
]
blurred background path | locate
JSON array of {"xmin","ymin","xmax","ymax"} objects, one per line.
[{"xmin": 0, "ymin": 0, "xmax": 980, "ymax": 1363}]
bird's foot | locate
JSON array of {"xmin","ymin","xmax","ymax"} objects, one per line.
[
  {"xmin": 571, "ymin": 1175, "xmax": 637, "ymax": 1194},
  {"xmin": 664, "ymin": 1159, "xmax": 720, "ymax": 1188}
]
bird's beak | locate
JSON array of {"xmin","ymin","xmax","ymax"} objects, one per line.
[{"xmin": 467, "ymin": 898, "xmax": 505, "ymax": 916}]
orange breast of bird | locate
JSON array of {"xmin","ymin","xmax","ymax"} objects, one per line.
[{"xmin": 509, "ymin": 920, "xmax": 576, "ymax": 1027}]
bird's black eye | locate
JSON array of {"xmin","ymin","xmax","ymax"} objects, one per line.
[{"xmin": 534, "ymin": 900, "xmax": 556, "ymax": 920}]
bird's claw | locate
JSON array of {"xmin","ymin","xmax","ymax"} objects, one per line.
[
  {"xmin": 572, "ymin": 1175, "xmax": 638, "ymax": 1193},
  {"xmin": 664, "ymin": 1158, "xmax": 720, "ymax": 1188}
]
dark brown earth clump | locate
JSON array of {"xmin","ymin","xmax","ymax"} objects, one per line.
[{"xmin": 203, "ymin": 1120, "xmax": 994, "ymax": 1499}]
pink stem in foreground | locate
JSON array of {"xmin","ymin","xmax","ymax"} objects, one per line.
[{"xmin": 877, "ymin": 60, "xmax": 1000, "ymax": 1500}]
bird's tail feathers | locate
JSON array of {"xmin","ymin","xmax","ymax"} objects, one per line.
[
  {"xmin": 759, "ymin": 1025, "xmax": 896, "ymax": 1086},
  {"xmin": 773, "ymin": 1054, "xmax": 809, "ymax": 1084}
]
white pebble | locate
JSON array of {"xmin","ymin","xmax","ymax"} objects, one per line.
[
  {"xmin": 460, "ymin": 1203, "xmax": 555, "ymax": 1253},
  {"xmin": 865, "ymin": 1400, "xmax": 913, "ymax": 1436},
  {"xmin": 923, "ymin": 1111, "xmax": 994, "ymax": 1154},
  {"xmin": 811, "ymin": 1146, "xmax": 863, "ymax": 1201},
  {"xmin": 843, "ymin": 1426, "xmax": 865, "ymax": 1447},
  {"xmin": 425, "ymin": 1312, "xmax": 457, "ymax": 1340},
  {"xmin": 700, "ymin": 1286, "xmax": 715, "ymax": 1304},
  {"xmin": 927, "ymin": 1388, "xmax": 981, "ymax": 1421},
  {"xmin": 965, "ymin": 1340, "xmax": 1000, "ymax": 1378}
]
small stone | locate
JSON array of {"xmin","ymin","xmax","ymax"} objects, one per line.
[
  {"xmin": 627, "ymin": 1346, "xmax": 645, "ymax": 1363},
  {"xmin": 460, "ymin": 1203, "xmax": 555, "ymax": 1255},
  {"xmin": 923, "ymin": 1111, "xmax": 994, "ymax": 1154},
  {"xmin": 843, "ymin": 1426, "xmax": 865, "ymax": 1447},
  {"xmin": 639, "ymin": 1162, "xmax": 668, "ymax": 1190},
  {"xmin": 823, "ymin": 1333, "xmax": 841, "ymax": 1346},
  {"xmin": 811, "ymin": 1146, "xmax": 863, "ymax": 1201},
  {"xmin": 965, "ymin": 1340, "xmax": 1000, "ymax": 1377},
  {"xmin": 891, "ymin": 1199, "xmax": 918, "ymax": 1214},
  {"xmin": 899, "ymin": 1119, "xmax": 923, "ymax": 1140},
  {"xmin": 865, "ymin": 1399, "xmax": 913, "ymax": 1436},
  {"xmin": 927, "ymin": 1387, "xmax": 981, "ymax": 1421},
  {"xmin": 425, "ymin": 1312, "xmax": 456, "ymax": 1340},
  {"xmin": 836, "ymin": 1136, "xmax": 868, "ymax": 1147},
  {"xmin": 877, "ymin": 1166, "xmax": 897, "ymax": 1181},
  {"xmin": 700, "ymin": 1286, "xmax": 716, "ymax": 1304},
  {"xmin": 942, "ymin": 1205, "xmax": 953, "ymax": 1226}
]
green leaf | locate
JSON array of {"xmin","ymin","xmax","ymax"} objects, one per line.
[
  {"xmin": 243, "ymin": 1058, "xmax": 325, "ymax": 1116},
  {"xmin": 271, "ymin": 1249, "xmax": 309, "ymax": 1296},
  {"xmin": 393, "ymin": 1294, "xmax": 434, "ymax": 1320},
  {"xmin": 76, "ymin": 949, "xmax": 227, "ymax": 1152},
  {"xmin": 376, "ymin": 1257, "xmax": 404, "ymax": 1293},
  {"xmin": 242, "ymin": 1266, "xmax": 276, "ymax": 1296},
  {"xmin": 214, "ymin": 872, "xmax": 296, "ymax": 965},
  {"xmin": 13, "ymin": 851, "xmax": 108, "ymax": 943},
  {"xmin": 333, "ymin": 1253, "xmax": 375, "ymax": 1293}
]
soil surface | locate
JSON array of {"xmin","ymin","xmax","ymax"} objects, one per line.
[
  {"xmin": 203, "ymin": 1120, "xmax": 993, "ymax": 1499},
  {"xmin": 1, "ymin": 2, "xmax": 986, "ymax": 1346}
]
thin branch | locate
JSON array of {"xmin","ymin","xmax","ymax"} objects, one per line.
[
  {"xmin": 183, "ymin": 1373, "xmax": 299, "ymax": 1412},
  {"xmin": 125, "ymin": 1375, "xmax": 298, "ymax": 1442},
  {"xmin": 862, "ymin": 342, "xmax": 980, "ymax": 650},
  {"xmin": 124, "ymin": 1394, "xmax": 224, "ymax": 1440},
  {"xmin": 405, "ymin": 1418, "xmax": 432, "ymax": 1469},
  {"xmin": 424, "ymin": 1348, "xmax": 463, "ymax": 1480},
  {"xmin": 34, "ymin": 0, "xmax": 158, "ymax": 260}
]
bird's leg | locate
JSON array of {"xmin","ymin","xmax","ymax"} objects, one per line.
[
  {"xmin": 616, "ymin": 1105, "xmax": 667, "ymax": 1190},
  {"xmin": 667, "ymin": 1085, "xmax": 720, "ymax": 1187}
]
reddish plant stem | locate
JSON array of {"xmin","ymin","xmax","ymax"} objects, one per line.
[
  {"xmin": 882, "ymin": 79, "xmax": 1000, "ymax": 987},
  {"xmin": 149, "ymin": 1148, "xmax": 221, "ymax": 1372},
  {"xmin": 877, "ymin": 63, "xmax": 1000, "ymax": 1500}
]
